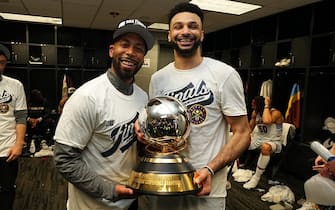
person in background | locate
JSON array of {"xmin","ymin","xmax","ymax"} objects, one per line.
[
  {"xmin": 297, "ymin": 143, "xmax": 335, "ymax": 210},
  {"xmin": 58, "ymin": 87, "xmax": 76, "ymax": 114},
  {"xmin": 0, "ymin": 44, "xmax": 28, "ymax": 210},
  {"xmin": 53, "ymin": 19, "xmax": 154, "ymax": 210},
  {"xmin": 26, "ymin": 89, "xmax": 53, "ymax": 146},
  {"xmin": 243, "ymin": 96, "xmax": 284, "ymax": 189},
  {"xmin": 137, "ymin": 3, "xmax": 251, "ymax": 210}
]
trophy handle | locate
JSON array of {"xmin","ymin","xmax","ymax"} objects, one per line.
[{"xmin": 144, "ymin": 137, "xmax": 187, "ymax": 155}]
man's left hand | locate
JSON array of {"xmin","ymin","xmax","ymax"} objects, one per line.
[{"xmin": 194, "ymin": 168, "xmax": 212, "ymax": 196}]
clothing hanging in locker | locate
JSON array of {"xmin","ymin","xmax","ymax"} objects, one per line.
[{"xmin": 260, "ymin": 79, "xmax": 272, "ymax": 99}]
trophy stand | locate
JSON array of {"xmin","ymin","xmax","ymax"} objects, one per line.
[
  {"xmin": 127, "ymin": 96, "xmax": 200, "ymax": 195},
  {"xmin": 128, "ymin": 144, "xmax": 199, "ymax": 195}
]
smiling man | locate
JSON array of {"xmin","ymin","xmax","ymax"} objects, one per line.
[
  {"xmin": 53, "ymin": 19, "xmax": 154, "ymax": 210},
  {"xmin": 138, "ymin": 3, "xmax": 251, "ymax": 210}
]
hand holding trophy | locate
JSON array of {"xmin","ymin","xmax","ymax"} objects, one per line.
[{"xmin": 128, "ymin": 96, "xmax": 200, "ymax": 195}]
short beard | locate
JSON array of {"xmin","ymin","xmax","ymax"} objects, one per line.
[
  {"xmin": 112, "ymin": 59, "xmax": 141, "ymax": 82},
  {"xmin": 171, "ymin": 39, "xmax": 201, "ymax": 58}
]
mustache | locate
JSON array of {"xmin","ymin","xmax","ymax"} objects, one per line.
[
  {"xmin": 171, "ymin": 39, "xmax": 202, "ymax": 58},
  {"xmin": 120, "ymin": 56, "xmax": 140, "ymax": 65},
  {"xmin": 176, "ymin": 34, "xmax": 197, "ymax": 41}
]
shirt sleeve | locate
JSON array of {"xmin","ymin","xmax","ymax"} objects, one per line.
[
  {"xmin": 54, "ymin": 93, "xmax": 95, "ymax": 149},
  {"xmin": 53, "ymin": 142, "xmax": 117, "ymax": 200},
  {"xmin": 219, "ymin": 70, "xmax": 247, "ymax": 116},
  {"xmin": 15, "ymin": 81, "xmax": 27, "ymax": 111}
]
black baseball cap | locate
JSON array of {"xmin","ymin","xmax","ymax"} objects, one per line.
[
  {"xmin": 113, "ymin": 19, "xmax": 154, "ymax": 51},
  {"xmin": 0, "ymin": 44, "xmax": 10, "ymax": 60}
]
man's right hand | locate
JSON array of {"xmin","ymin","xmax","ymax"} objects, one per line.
[
  {"xmin": 112, "ymin": 184, "xmax": 136, "ymax": 201},
  {"xmin": 28, "ymin": 118, "xmax": 39, "ymax": 128},
  {"xmin": 134, "ymin": 120, "xmax": 146, "ymax": 144}
]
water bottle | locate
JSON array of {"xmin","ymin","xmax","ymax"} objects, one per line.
[{"xmin": 310, "ymin": 141, "xmax": 335, "ymax": 161}]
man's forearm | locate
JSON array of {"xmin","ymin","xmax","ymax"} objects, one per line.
[
  {"xmin": 53, "ymin": 142, "xmax": 116, "ymax": 200},
  {"xmin": 15, "ymin": 124, "xmax": 26, "ymax": 146}
]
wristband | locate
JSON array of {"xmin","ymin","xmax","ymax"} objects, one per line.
[
  {"xmin": 264, "ymin": 106, "xmax": 270, "ymax": 109},
  {"xmin": 203, "ymin": 165, "xmax": 215, "ymax": 176}
]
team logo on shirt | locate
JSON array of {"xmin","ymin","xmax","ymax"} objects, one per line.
[
  {"xmin": 0, "ymin": 103, "xmax": 9, "ymax": 113},
  {"xmin": 101, "ymin": 113, "xmax": 138, "ymax": 157},
  {"xmin": 0, "ymin": 90, "xmax": 12, "ymax": 113},
  {"xmin": 165, "ymin": 80, "xmax": 213, "ymax": 125},
  {"xmin": 0, "ymin": 90, "xmax": 12, "ymax": 103},
  {"xmin": 188, "ymin": 104, "xmax": 207, "ymax": 125}
]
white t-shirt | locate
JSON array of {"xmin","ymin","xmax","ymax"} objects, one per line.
[
  {"xmin": 0, "ymin": 75, "xmax": 27, "ymax": 157},
  {"xmin": 54, "ymin": 72, "xmax": 148, "ymax": 209},
  {"xmin": 253, "ymin": 112, "xmax": 283, "ymax": 142},
  {"xmin": 148, "ymin": 57, "xmax": 247, "ymax": 198}
]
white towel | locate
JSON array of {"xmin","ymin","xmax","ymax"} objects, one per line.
[
  {"xmin": 261, "ymin": 185, "xmax": 295, "ymax": 204},
  {"xmin": 281, "ymin": 123, "xmax": 296, "ymax": 146},
  {"xmin": 232, "ymin": 168, "xmax": 254, "ymax": 182}
]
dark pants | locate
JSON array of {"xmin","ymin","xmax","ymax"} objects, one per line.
[{"xmin": 0, "ymin": 157, "xmax": 18, "ymax": 210}]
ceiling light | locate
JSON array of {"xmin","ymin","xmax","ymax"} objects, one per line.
[
  {"xmin": 0, "ymin": 12, "xmax": 62, "ymax": 25},
  {"xmin": 148, "ymin": 23, "xmax": 169, "ymax": 31},
  {"xmin": 190, "ymin": 0, "xmax": 262, "ymax": 15}
]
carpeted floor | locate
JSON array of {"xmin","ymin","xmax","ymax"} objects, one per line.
[
  {"xmin": 13, "ymin": 157, "xmax": 306, "ymax": 210},
  {"xmin": 13, "ymin": 157, "xmax": 67, "ymax": 210}
]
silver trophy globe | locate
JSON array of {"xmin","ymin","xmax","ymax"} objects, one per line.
[{"xmin": 127, "ymin": 96, "xmax": 199, "ymax": 195}]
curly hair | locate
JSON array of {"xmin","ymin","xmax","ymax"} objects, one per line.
[
  {"xmin": 254, "ymin": 96, "xmax": 265, "ymax": 114},
  {"xmin": 168, "ymin": 2, "xmax": 204, "ymax": 26}
]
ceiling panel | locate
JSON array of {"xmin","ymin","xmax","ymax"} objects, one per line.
[
  {"xmin": 0, "ymin": 0, "xmax": 27, "ymax": 14},
  {"xmin": 0, "ymin": 0, "xmax": 321, "ymax": 33},
  {"xmin": 62, "ymin": 1, "xmax": 102, "ymax": 28},
  {"xmin": 22, "ymin": 0, "xmax": 61, "ymax": 17}
]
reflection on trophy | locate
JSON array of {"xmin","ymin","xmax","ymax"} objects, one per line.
[{"xmin": 128, "ymin": 96, "xmax": 200, "ymax": 195}]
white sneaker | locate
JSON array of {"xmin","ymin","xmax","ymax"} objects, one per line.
[
  {"xmin": 296, "ymin": 201, "xmax": 319, "ymax": 210},
  {"xmin": 34, "ymin": 148, "xmax": 53, "ymax": 157},
  {"xmin": 243, "ymin": 175, "xmax": 260, "ymax": 189}
]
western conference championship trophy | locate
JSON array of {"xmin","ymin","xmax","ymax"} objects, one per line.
[{"xmin": 128, "ymin": 96, "xmax": 200, "ymax": 195}]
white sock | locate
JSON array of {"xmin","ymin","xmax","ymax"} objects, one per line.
[{"xmin": 255, "ymin": 154, "xmax": 270, "ymax": 177}]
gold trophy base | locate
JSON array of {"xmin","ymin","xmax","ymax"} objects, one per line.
[{"xmin": 128, "ymin": 154, "xmax": 199, "ymax": 195}]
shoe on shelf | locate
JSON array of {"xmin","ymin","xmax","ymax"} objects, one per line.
[
  {"xmin": 296, "ymin": 201, "xmax": 319, "ymax": 210},
  {"xmin": 243, "ymin": 175, "xmax": 260, "ymax": 189}
]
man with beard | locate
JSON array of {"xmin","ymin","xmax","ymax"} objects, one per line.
[
  {"xmin": 53, "ymin": 19, "xmax": 154, "ymax": 210},
  {"xmin": 138, "ymin": 3, "xmax": 250, "ymax": 210},
  {"xmin": 0, "ymin": 44, "xmax": 27, "ymax": 210}
]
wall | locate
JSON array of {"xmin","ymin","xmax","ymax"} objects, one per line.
[
  {"xmin": 202, "ymin": 0, "xmax": 335, "ymax": 142},
  {"xmin": 2, "ymin": 1, "xmax": 334, "ymax": 143},
  {"xmin": 0, "ymin": 22, "xmax": 169, "ymax": 109},
  {"xmin": 135, "ymin": 31, "xmax": 169, "ymax": 93}
]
